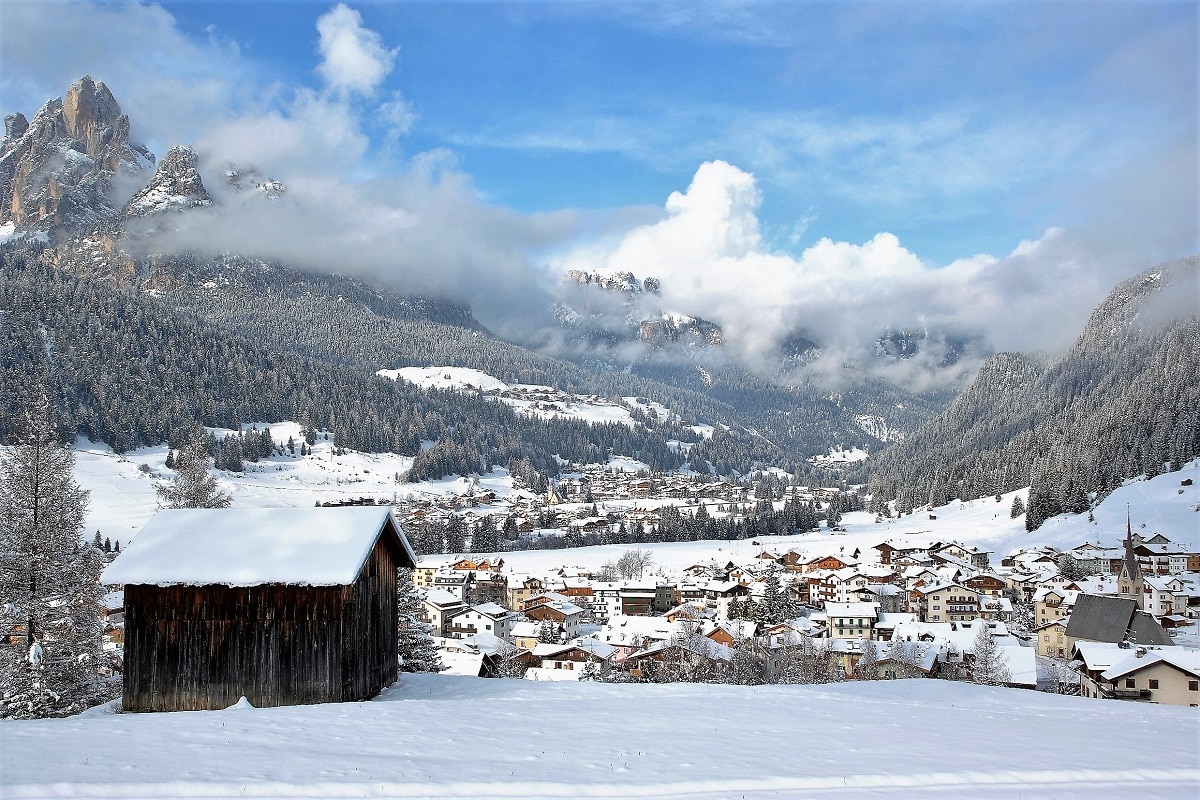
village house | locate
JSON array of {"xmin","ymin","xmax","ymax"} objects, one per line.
[
  {"xmin": 1098, "ymin": 648, "xmax": 1200, "ymax": 706},
  {"xmin": 1033, "ymin": 587, "xmax": 1076, "ymax": 628},
  {"xmin": 1143, "ymin": 576, "xmax": 1190, "ymax": 617},
  {"xmin": 510, "ymin": 620, "xmax": 542, "ymax": 650},
  {"xmin": 102, "ymin": 507, "xmax": 417, "ymax": 712},
  {"xmin": 963, "ymin": 573, "xmax": 1007, "ymax": 598},
  {"xmin": 507, "ymin": 575, "xmax": 547, "ymax": 610},
  {"xmin": 619, "ymin": 583, "xmax": 657, "ymax": 616},
  {"xmin": 804, "ymin": 554, "xmax": 857, "ymax": 573},
  {"xmin": 527, "ymin": 637, "xmax": 618, "ymax": 679},
  {"xmin": 930, "ymin": 542, "xmax": 990, "ymax": 570},
  {"xmin": 1069, "ymin": 543, "xmax": 1117, "ymax": 574},
  {"xmin": 825, "ymin": 602, "xmax": 879, "ymax": 640},
  {"xmin": 701, "ymin": 580, "xmax": 752, "ymax": 620},
  {"xmin": 1133, "ymin": 542, "xmax": 1188, "ymax": 576},
  {"xmin": 431, "ymin": 570, "xmax": 473, "ymax": 602},
  {"xmin": 423, "ymin": 588, "xmax": 467, "ymax": 637},
  {"xmin": 1034, "ymin": 619, "xmax": 1075, "ymax": 659},
  {"xmin": 1064, "ymin": 594, "xmax": 1174, "ymax": 648},
  {"xmin": 522, "ymin": 593, "xmax": 584, "ymax": 640},
  {"xmin": 445, "ymin": 602, "xmax": 517, "ymax": 640},
  {"xmin": 1076, "ymin": 641, "xmax": 1200, "ymax": 706},
  {"xmin": 596, "ymin": 614, "xmax": 677, "ymax": 665},
  {"xmin": 917, "ymin": 583, "xmax": 981, "ymax": 624},
  {"xmin": 412, "ymin": 564, "xmax": 439, "ymax": 590}
]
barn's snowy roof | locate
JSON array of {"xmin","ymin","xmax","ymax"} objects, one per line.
[{"xmin": 101, "ymin": 507, "xmax": 417, "ymax": 587}]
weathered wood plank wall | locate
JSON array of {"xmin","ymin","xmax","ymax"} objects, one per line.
[{"xmin": 123, "ymin": 537, "xmax": 403, "ymax": 712}]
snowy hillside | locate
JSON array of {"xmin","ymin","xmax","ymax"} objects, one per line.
[
  {"xmin": 3, "ymin": 674, "xmax": 1196, "ymax": 799},
  {"xmin": 378, "ymin": 367, "xmax": 640, "ymax": 426},
  {"xmin": 69, "ymin": 423, "xmax": 514, "ymax": 548},
  {"xmin": 73, "ymin": 410, "xmax": 1198, "ymax": 573}
]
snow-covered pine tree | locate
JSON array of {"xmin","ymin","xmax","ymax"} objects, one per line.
[
  {"xmin": 754, "ymin": 566, "xmax": 797, "ymax": 627},
  {"xmin": 970, "ymin": 619, "xmax": 1011, "ymax": 687},
  {"xmin": 1009, "ymin": 494, "xmax": 1026, "ymax": 519},
  {"xmin": 156, "ymin": 429, "xmax": 231, "ymax": 509},
  {"xmin": 0, "ymin": 393, "xmax": 113, "ymax": 718},
  {"xmin": 470, "ymin": 515, "xmax": 500, "ymax": 554},
  {"xmin": 537, "ymin": 618, "xmax": 559, "ymax": 644},
  {"xmin": 396, "ymin": 567, "xmax": 442, "ymax": 673},
  {"xmin": 444, "ymin": 515, "xmax": 466, "ymax": 554}
]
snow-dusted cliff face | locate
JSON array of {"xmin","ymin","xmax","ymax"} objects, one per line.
[
  {"xmin": 0, "ymin": 76, "xmax": 154, "ymax": 232},
  {"xmin": 124, "ymin": 145, "xmax": 212, "ymax": 219},
  {"xmin": 554, "ymin": 268, "xmax": 725, "ymax": 351}
]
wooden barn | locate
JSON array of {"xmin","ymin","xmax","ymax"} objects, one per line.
[{"xmin": 101, "ymin": 507, "xmax": 417, "ymax": 712}]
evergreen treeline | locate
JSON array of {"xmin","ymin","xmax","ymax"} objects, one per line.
[
  {"xmin": 403, "ymin": 490, "xmax": 860, "ymax": 556},
  {"xmin": 52, "ymin": 243, "xmax": 946, "ymax": 471},
  {"xmin": 861, "ymin": 257, "xmax": 1200, "ymax": 527},
  {"xmin": 0, "ymin": 241, "xmax": 761, "ymax": 477}
]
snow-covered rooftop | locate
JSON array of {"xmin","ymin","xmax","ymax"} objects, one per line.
[{"xmin": 101, "ymin": 507, "xmax": 416, "ymax": 587}]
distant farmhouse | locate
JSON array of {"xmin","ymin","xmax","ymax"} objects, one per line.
[{"xmin": 103, "ymin": 507, "xmax": 417, "ymax": 712}]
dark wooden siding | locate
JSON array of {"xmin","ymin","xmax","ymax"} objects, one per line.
[{"xmin": 123, "ymin": 537, "xmax": 403, "ymax": 712}]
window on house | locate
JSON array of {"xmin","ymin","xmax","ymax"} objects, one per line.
[
  {"xmin": 1189, "ymin": 680, "xmax": 1198, "ymax": 691},
  {"xmin": 1125, "ymin": 678, "xmax": 1136, "ymax": 688},
  {"xmin": 1149, "ymin": 679, "xmax": 1159, "ymax": 690}
]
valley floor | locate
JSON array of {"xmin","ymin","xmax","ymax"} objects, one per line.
[{"xmin": 3, "ymin": 674, "xmax": 1197, "ymax": 799}]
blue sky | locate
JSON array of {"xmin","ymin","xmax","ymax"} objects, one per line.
[
  {"xmin": 139, "ymin": 0, "xmax": 1196, "ymax": 261},
  {"xmin": 2, "ymin": 1, "xmax": 1196, "ymax": 374}
]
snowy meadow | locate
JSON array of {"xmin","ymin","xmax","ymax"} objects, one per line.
[{"xmin": 3, "ymin": 674, "xmax": 1198, "ymax": 800}]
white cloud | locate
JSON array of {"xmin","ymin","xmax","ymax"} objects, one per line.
[
  {"xmin": 315, "ymin": 4, "xmax": 397, "ymax": 97},
  {"xmin": 379, "ymin": 91, "xmax": 418, "ymax": 142},
  {"xmin": 552, "ymin": 160, "xmax": 1122, "ymax": 387}
]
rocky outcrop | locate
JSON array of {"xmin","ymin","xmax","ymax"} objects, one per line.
[
  {"xmin": 124, "ymin": 145, "xmax": 211, "ymax": 219},
  {"xmin": 0, "ymin": 76, "xmax": 154, "ymax": 233},
  {"xmin": 225, "ymin": 165, "xmax": 286, "ymax": 200}
]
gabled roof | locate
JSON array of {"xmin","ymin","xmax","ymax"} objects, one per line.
[
  {"xmin": 1128, "ymin": 611, "xmax": 1176, "ymax": 647},
  {"xmin": 1101, "ymin": 649, "xmax": 1200, "ymax": 681},
  {"xmin": 424, "ymin": 588, "xmax": 465, "ymax": 608},
  {"xmin": 102, "ymin": 507, "xmax": 416, "ymax": 587},
  {"xmin": 533, "ymin": 637, "xmax": 618, "ymax": 660},
  {"xmin": 825, "ymin": 602, "xmax": 879, "ymax": 618},
  {"xmin": 1064, "ymin": 594, "xmax": 1175, "ymax": 646},
  {"xmin": 1064, "ymin": 595, "xmax": 1137, "ymax": 642},
  {"xmin": 468, "ymin": 602, "xmax": 514, "ymax": 619}
]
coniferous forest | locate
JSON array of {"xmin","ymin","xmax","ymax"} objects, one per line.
[{"xmin": 861, "ymin": 258, "xmax": 1200, "ymax": 527}]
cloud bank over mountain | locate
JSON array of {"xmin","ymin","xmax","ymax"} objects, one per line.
[
  {"xmin": 2, "ymin": 1, "xmax": 1191, "ymax": 386},
  {"xmin": 549, "ymin": 160, "xmax": 1119, "ymax": 388}
]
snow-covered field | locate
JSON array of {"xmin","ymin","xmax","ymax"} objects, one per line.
[
  {"xmin": 3, "ymin": 674, "xmax": 1197, "ymax": 799},
  {"xmin": 71, "ymin": 423, "xmax": 513, "ymax": 548}
]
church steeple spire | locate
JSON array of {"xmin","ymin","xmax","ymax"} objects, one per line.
[{"xmin": 1118, "ymin": 506, "xmax": 1144, "ymax": 608}]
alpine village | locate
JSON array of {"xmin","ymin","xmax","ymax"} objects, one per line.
[{"xmin": 1, "ymin": 5, "xmax": 1198, "ymax": 799}]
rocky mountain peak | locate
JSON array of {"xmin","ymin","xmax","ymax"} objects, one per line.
[
  {"xmin": 4, "ymin": 113, "xmax": 28, "ymax": 141},
  {"xmin": 0, "ymin": 76, "xmax": 154, "ymax": 233},
  {"xmin": 124, "ymin": 145, "xmax": 212, "ymax": 219},
  {"xmin": 62, "ymin": 77, "xmax": 124, "ymax": 158}
]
